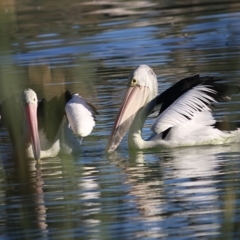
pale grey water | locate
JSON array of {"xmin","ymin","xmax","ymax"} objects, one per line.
[{"xmin": 1, "ymin": 0, "xmax": 240, "ymax": 239}]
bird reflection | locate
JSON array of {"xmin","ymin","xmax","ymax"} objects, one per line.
[
  {"xmin": 3, "ymin": 157, "xmax": 48, "ymax": 239},
  {"xmin": 30, "ymin": 162, "xmax": 48, "ymax": 236},
  {"xmin": 108, "ymin": 144, "xmax": 239, "ymax": 238}
]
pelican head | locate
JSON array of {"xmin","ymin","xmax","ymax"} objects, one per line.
[
  {"xmin": 22, "ymin": 89, "xmax": 40, "ymax": 161},
  {"xmin": 106, "ymin": 65, "xmax": 158, "ymax": 153}
]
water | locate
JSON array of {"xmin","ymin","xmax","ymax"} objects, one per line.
[{"xmin": 1, "ymin": 0, "xmax": 240, "ymax": 239}]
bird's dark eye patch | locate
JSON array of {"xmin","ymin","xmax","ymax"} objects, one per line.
[{"xmin": 131, "ymin": 79, "xmax": 137, "ymax": 85}]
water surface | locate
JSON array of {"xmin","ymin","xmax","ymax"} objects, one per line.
[{"xmin": 1, "ymin": 0, "xmax": 240, "ymax": 239}]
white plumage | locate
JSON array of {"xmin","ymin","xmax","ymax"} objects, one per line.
[
  {"xmin": 151, "ymin": 85, "xmax": 217, "ymax": 134},
  {"xmin": 106, "ymin": 65, "xmax": 240, "ymax": 153},
  {"xmin": 65, "ymin": 94, "xmax": 96, "ymax": 138},
  {"xmin": 1, "ymin": 89, "xmax": 98, "ymax": 161}
]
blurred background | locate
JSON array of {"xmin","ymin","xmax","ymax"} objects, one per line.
[{"xmin": 1, "ymin": 0, "xmax": 240, "ymax": 239}]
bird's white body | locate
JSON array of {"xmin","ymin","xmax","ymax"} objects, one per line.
[
  {"xmin": 59, "ymin": 117, "xmax": 83, "ymax": 154},
  {"xmin": 107, "ymin": 65, "xmax": 240, "ymax": 152},
  {"xmin": 1, "ymin": 89, "xmax": 98, "ymax": 161},
  {"xmin": 26, "ymin": 129, "xmax": 61, "ymax": 159},
  {"xmin": 147, "ymin": 111, "xmax": 240, "ymax": 148}
]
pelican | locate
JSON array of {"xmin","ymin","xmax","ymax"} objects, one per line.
[
  {"xmin": 1, "ymin": 89, "xmax": 98, "ymax": 161},
  {"xmin": 106, "ymin": 65, "xmax": 240, "ymax": 152}
]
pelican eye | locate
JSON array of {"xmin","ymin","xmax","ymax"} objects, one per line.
[{"xmin": 131, "ymin": 78, "xmax": 137, "ymax": 86}]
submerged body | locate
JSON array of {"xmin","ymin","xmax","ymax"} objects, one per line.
[
  {"xmin": 106, "ymin": 65, "xmax": 240, "ymax": 152},
  {"xmin": 1, "ymin": 89, "xmax": 98, "ymax": 161}
]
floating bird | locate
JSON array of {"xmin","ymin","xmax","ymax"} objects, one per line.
[
  {"xmin": 106, "ymin": 65, "xmax": 240, "ymax": 152},
  {"xmin": 1, "ymin": 89, "xmax": 98, "ymax": 161}
]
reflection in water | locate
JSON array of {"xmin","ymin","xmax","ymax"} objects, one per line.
[
  {"xmin": 2, "ymin": 158, "xmax": 48, "ymax": 239},
  {"xmin": 1, "ymin": 0, "xmax": 240, "ymax": 239},
  {"xmin": 109, "ymin": 145, "xmax": 240, "ymax": 238},
  {"xmin": 1, "ymin": 141, "xmax": 240, "ymax": 239},
  {"xmin": 31, "ymin": 163, "xmax": 48, "ymax": 236},
  {"xmin": 162, "ymin": 147, "xmax": 222, "ymax": 238},
  {"xmin": 78, "ymin": 166, "xmax": 101, "ymax": 239}
]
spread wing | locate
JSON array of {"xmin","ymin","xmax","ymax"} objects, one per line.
[{"xmin": 151, "ymin": 75, "xmax": 239, "ymax": 135}]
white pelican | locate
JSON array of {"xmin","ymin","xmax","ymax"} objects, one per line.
[
  {"xmin": 1, "ymin": 89, "xmax": 98, "ymax": 161},
  {"xmin": 106, "ymin": 65, "xmax": 240, "ymax": 152}
]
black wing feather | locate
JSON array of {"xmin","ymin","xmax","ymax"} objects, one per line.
[
  {"xmin": 37, "ymin": 94, "xmax": 66, "ymax": 142},
  {"xmin": 156, "ymin": 74, "xmax": 240, "ymax": 116},
  {"xmin": 65, "ymin": 90, "xmax": 99, "ymax": 119}
]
